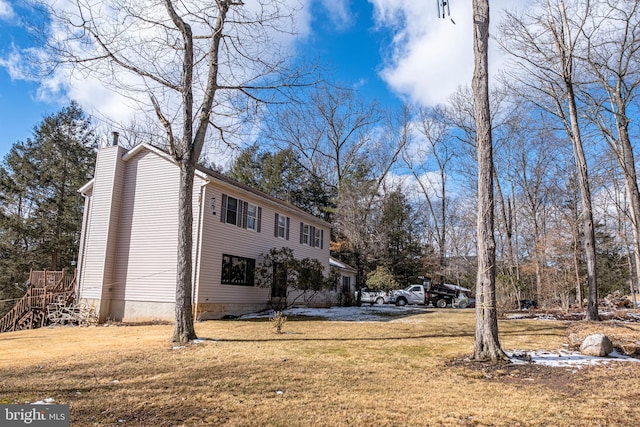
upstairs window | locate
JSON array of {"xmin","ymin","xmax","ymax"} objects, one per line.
[
  {"xmin": 225, "ymin": 196, "xmax": 238, "ymax": 225},
  {"xmin": 300, "ymin": 224, "xmax": 310, "ymax": 245},
  {"xmin": 246, "ymin": 204, "xmax": 258, "ymax": 231},
  {"xmin": 300, "ymin": 222, "xmax": 324, "ymax": 249},
  {"xmin": 314, "ymin": 228, "xmax": 324, "ymax": 249},
  {"xmin": 275, "ymin": 213, "xmax": 290, "ymax": 240},
  {"xmin": 221, "ymin": 194, "xmax": 261, "ymax": 232}
]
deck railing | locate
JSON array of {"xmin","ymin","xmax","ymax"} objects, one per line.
[{"xmin": 0, "ymin": 270, "xmax": 76, "ymax": 333}]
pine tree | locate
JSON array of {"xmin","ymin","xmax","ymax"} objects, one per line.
[{"xmin": 0, "ymin": 102, "xmax": 96, "ymax": 316}]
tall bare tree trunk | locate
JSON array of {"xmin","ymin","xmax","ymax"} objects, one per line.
[
  {"xmin": 172, "ymin": 161, "xmax": 198, "ymax": 343},
  {"xmin": 472, "ymin": 0, "xmax": 508, "ymax": 363},
  {"xmin": 544, "ymin": 0, "xmax": 598, "ymax": 320},
  {"xmin": 614, "ymin": 104, "xmax": 639, "ymax": 308},
  {"xmin": 580, "ymin": 1, "xmax": 640, "ymax": 310},
  {"xmin": 565, "ymin": 86, "xmax": 598, "ymax": 320},
  {"xmin": 493, "ymin": 167, "xmax": 517, "ymax": 301}
]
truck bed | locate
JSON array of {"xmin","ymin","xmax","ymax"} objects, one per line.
[{"xmin": 427, "ymin": 283, "xmax": 459, "ymax": 298}]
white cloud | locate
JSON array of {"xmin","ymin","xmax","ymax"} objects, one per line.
[
  {"xmin": 0, "ymin": 0, "xmax": 14, "ymax": 21},
  {"xmin": 320, "ymin": 0, "xmax": 353, "ymax": 30},
  {"xmin": 384, "ymin": 170, "xmax": 443, "ymax": 202},
  {"xmin": 0, "ymin": 47, "xmax": 30, "ymax": 80},
  {"xmin": 370, "ymin": 0, "xmax": 531, "ymax": 107},
  {"xmin": 1, "ymin": 0, "xmax": 315, "ymax": 152}
]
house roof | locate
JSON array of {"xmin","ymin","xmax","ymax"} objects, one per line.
[
  {"xmin": 329, "ymin": 257, "xmax": 356, "ymax": 273},
  {"xmin": 79, "ymin": 143, "xmax": 331, "ymax": 228}
]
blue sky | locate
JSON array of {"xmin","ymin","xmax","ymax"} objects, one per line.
[{"xmin": 0, "ymin": 0, "xmax": 517, "ymax": 160}]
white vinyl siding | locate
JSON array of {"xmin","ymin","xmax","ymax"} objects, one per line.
[
  {"xmin": 111, "ymin": 150, "xmax": 179, "ymax": 303},
  {"xmin": 78, "ymin": 143, "xmax": 331, "ymax": 314},
  {"xmin": 196, "ymin": 184, "xmax": 330, "ymax": 304},
  {"xmin": 77, "ymin": 146, "xmax": 125, "ymax": 300}
]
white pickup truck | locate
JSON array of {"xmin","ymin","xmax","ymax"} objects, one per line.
[{"xmin": 389, "ymin": 279, "xmax": 472, "ymax": 308}]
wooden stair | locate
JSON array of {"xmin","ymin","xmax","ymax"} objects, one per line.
[{"xmin": 0, "ymin": 270, "xmax": 76, "ymax": 333}]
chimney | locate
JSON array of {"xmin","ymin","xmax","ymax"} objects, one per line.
[{"xmin": 111, "ymin": 131, "xmax": 120, "ymax": 147}]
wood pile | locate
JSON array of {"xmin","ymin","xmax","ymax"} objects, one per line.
[
  {"xmin": 602, "ymin": 291, "xmax": 633, "ymax": 309},
  {"xmin": 47, "ymin": 297, "xmax": 98, "ymax": 327}
]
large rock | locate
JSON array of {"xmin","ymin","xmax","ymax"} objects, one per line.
[{"xmin": 580, "ymin": 334, "xmax": 613, "ymax": 357}]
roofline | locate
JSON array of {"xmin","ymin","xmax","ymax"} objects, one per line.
[
  {"xmin": 196, "ymin": 164, "xmax": 331, "ymax": 227},
  {"xmin": 81, "ymin": 143, "xmax": 330, "ymax": 227},
  {"xmin": 78, "ymin": 179, "xmax": 94, "ymax": 195},
  {"xmin": 329, "ymin": 257, "xmax": 356, "ymax": 272}
]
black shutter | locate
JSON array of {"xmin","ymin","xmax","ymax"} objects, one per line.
[
  {"xmin": 220, "ymin": 194, "xmax": 227, "ymax": 223},
  {"xmin": 257, "ymin": 207, "xmax": 262, "ymax": 232},
  {"xmin": 300, "ymin": 222, "xmax": 304, "ymax": 244},
  {"xmin": 236, "ymin": 199, "xmax": 244, "ymax": 228},
  {"xmin": 285, "ymin": 217, "xmax": 290, "ymax": 240},
  {"xmin": 320, "ymin": 229, "xmax": 324, "ymax": 249},
  {"xmin": 242, "ymin": 201, "xmax": 248, "ymax": 229},
  {"xmin": 274, "ymin": 213, "xmax": 279, "ymax": 237}
]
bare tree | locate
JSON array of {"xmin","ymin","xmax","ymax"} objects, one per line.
[
  {"xmin": 511, "ymin": 119, "xmax": 560, "ymax": 304},
  {"xmin": 43, "ymin": 0, "xmax": 309, "ymax": 342},
  {"xmin": 263, "ymin": 84, "xmax": 381, "ymax": 195},
  {"xmin": 331, "ymin": 105, "xmax": 411, "ymax": 287},
  {"xmin": 472, "ymin": 0, "xmax": 508, "ymax": 362},
  {"xmin": 579, "ymin": 0, "xmax": 640, "ymax": 308},
  {"xmin": 445, "ymin": 84, "xmax": 519, "ymax": 296},
  {"xmin": 403, "ymin": 106, "xmax": 455, "ymax": 283},
  {"xmin": 500, "ymin": 0, "xmax": 599, "ymax": 320}
]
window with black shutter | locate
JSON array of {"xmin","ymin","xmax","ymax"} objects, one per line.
[
  {"xmin": 220, "ymin": 194, "xmax": 261, "ymax": 232},
  {"xmin": 275, "ymin": 213, "xmax": 289, "ymax": 240}
]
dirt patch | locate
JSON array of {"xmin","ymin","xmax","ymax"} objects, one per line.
[
  {"xmin": 504, "ymin": 308, "xmax": 640, "ymax": 355},
  {"xmin": 447, "ymin": 357, "xmax": 579, "ymax": 395},
  {"xmin": 449, "ymin": 311, "xmax": 640, "ymax": 398}
]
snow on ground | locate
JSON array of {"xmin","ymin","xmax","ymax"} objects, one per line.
[
  {"xmin": 237, "ymin": 306, "xmax": 640, "ymax": 368},
  {"xmin": 508, "ymin": 349, "xmax": 640, "ymax": 368},
  {"xmin": 238, "ymin": 305, "xmax": 428, "ymax": 322}
]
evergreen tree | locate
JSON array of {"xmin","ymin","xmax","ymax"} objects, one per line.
[
  {"xmin": 228, "ymin": 145, "xmax": 334, "ymax": 221},
  {"xmin": 373, "ymin": 189, "xmax": 423, "ymax": 286},
  {"xmin": 0, "ymin": 102, "xmax": 96, "ymax": 316}
]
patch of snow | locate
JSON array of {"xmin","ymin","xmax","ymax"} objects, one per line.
[
  {"xmin": 505, "ymin": 313, "xmax": 528, "ymax": 319},
  {"xmin": 534, "ymin": 314, "xmax": 557, "ymax": 320},
  {"xmin": 275, "ymin": 390, "xmax": 284, "ymax": 395},
  {"xmin": 239, "ymin": 305, "xmax": 427, "ymax": 322},
  {"xmin": 172, "ymin": 345, "xmax": 186, "ymax": 350},
  {"xmin": 507, "ymin": 349, "xmax": 640, "ymax": 368},
  {"xmin": 111, "ymin": 380, "xmax": 120, "ymax": 384},
  {"xmin": 32, "ymin": 397, "xmax": 55, "ymax": 405},
  {"xmin": 192, "ymin": 339, "xmax": 206, "ymax": 344}
]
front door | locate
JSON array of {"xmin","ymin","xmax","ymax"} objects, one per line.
[{"xmin": 271, "ymin": 262, "xmax": 287, "ymax": 298}]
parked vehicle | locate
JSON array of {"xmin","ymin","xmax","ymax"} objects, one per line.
[
  {"xmin": 520, "ymin": 299, "xmax": 538, "ymax": 310},
  {"xmin": 454, "ymin": 293, "xmax": 472, "ymax": 309},
  {"xmin": 389, "ymin": 278, "xmax": 472, "ymax": 308},
  {"xmin": 357, "ymin": 287, "xmax": 390, "ymax": 305},
  {"xmin": 388, "ymin": 284, "xmax": 430, "ymax": 306}
]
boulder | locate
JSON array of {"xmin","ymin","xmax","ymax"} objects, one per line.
[{"xmin": 580, "ymin": 334, "xmax": 613, "ymax": 357}]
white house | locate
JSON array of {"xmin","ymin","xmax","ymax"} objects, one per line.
[{"xmin": 76, "ymin": 142, "xmax": 349, "ymax": 322}]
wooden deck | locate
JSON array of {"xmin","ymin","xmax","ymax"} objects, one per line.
[{"xmin": 0, "ymin": 270, "xmax": 76, "ymax": 333}]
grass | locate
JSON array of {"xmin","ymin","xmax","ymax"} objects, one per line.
[{"xmin": 1, "ymin": 309, "xmax": 639, "ymax": 426}]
